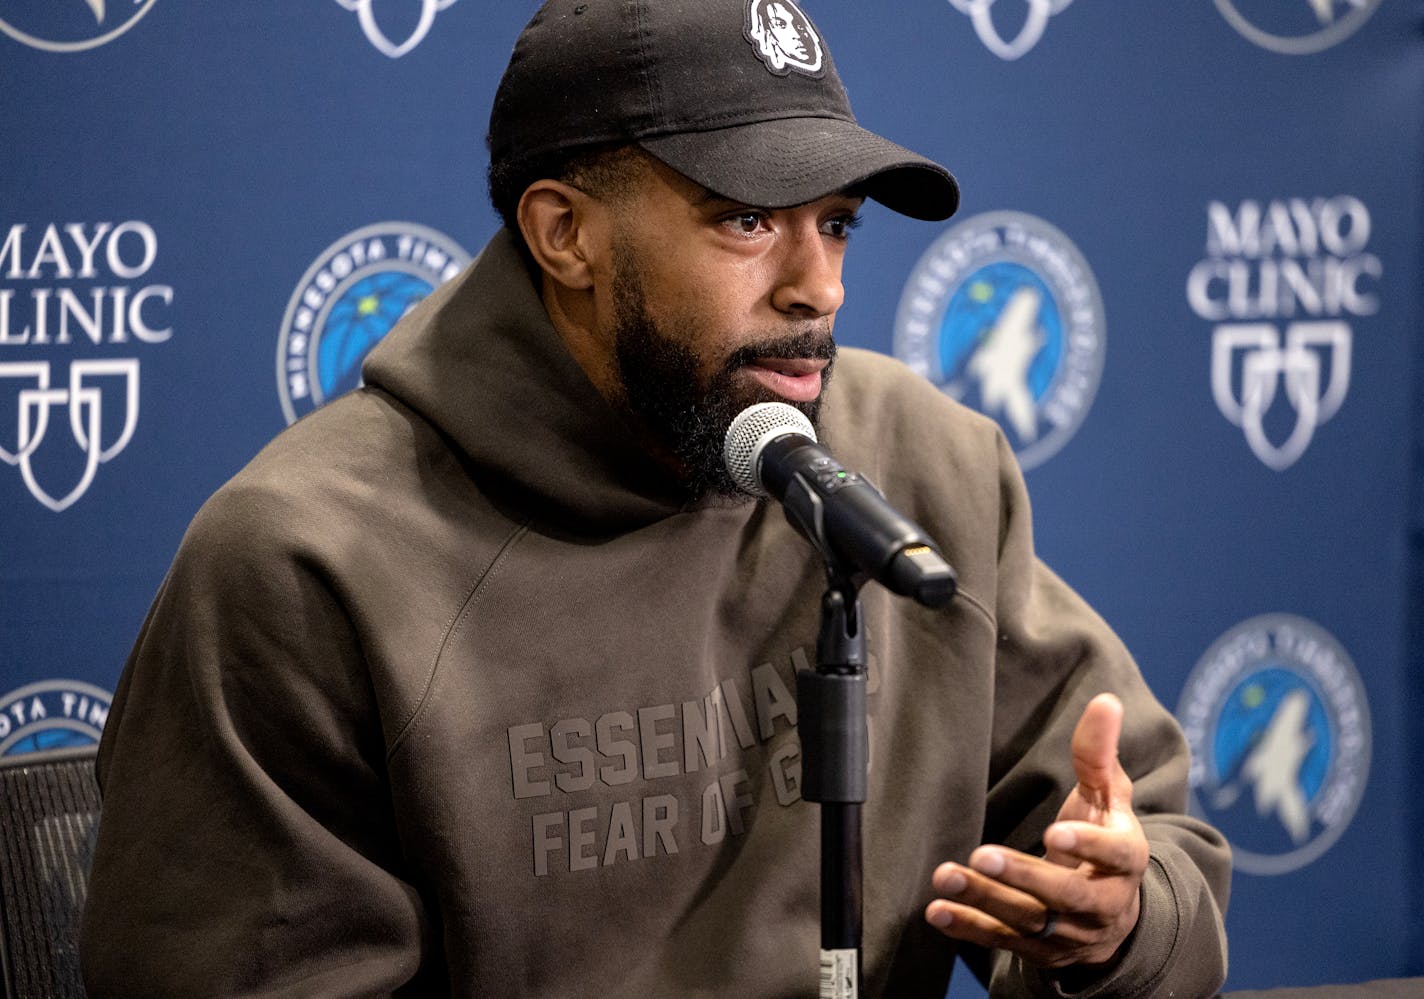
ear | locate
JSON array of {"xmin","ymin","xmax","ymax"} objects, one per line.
[{"xmin": 517, "ymin": 180, "xmax": 605, "ymax": 292}]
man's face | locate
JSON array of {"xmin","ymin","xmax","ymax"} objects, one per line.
[
  {"xmin": 764, "ymin": 3, "xmax": 808, "ymax": 59},
  {"xmin": 597, "ymin": 159, "xmax": 861, "ymax": 496}
]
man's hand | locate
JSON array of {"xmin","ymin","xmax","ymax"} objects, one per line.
[{"xmin": 924, "ymin": 693, "xmax": 1149, "ymax": 969}]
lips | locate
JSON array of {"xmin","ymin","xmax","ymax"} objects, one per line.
[{"xmin": 743, "ymin": 357, "xmax": 827, "ymax": 403}]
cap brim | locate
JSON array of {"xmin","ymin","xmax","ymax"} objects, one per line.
[{"xmin": 640, "ymin": 116, "xmax": 959, "ymax": 222}]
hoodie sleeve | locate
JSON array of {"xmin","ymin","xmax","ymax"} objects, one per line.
[
  {"xmin": 80, "ymin": 481, "xmax": 432, "ymax": 998},
  {"xmin": 972, "ymin": 431, "xmax": 1231, "ymax": 999}
]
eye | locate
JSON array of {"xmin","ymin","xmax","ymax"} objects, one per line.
[
  {"xmin": 821, "ymin": 213, "xmax": 863, "ymax": 239},
  {"xmin": 722, "ymin": 211, "xmax": 770, "ymax": 237}
]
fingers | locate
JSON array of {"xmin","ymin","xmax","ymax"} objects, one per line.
[
  {"xmin": 928, "ymin": 857, "xmax": 1048, "ymax": 940},
  {"xmin": 1071, "ymin": 693, "xmax": 1122, "ymax": 791},
  {"xmin": 925, "ymin": 694, "xmax": 1149, "ymax": 967},
  {"xmin": 1071, "ymin": 693, "xmax": 1130, "ymax": 811},
  {"xmin": 924, "ymin": 870, "xmax": 1071, "ymax": 966},
  {"xmin": 924, "ymin": 896, "xmax": 1078, "ymax": 967},
  {"xmin": 1044, "ymin": 821, "xmax": 1149, "ymax": 878},
  {"xmin": 926, "ymin": 842, "xmax": 1145, "ymax": 967},
  {"xmin": 925, "ymin": 856, "xmax": 1096, "ymax": 968},
  {"xmin": 932, "ymin": 839, "xmax": 1141, "ymax": 931},
  {"xmin": 924, "ymin": 888, "xmax": 1132, "ymax": 969}
]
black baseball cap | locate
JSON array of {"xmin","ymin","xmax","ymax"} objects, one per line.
[{"xmin": 488, "ymin": 0, "xmax": 959, "ymax": 221}]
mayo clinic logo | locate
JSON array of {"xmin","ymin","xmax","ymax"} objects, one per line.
[
  {"xmin": 893, "ymin": 211, "xmax": 1105, "ymax": 470},
  {"xmin": 0, "ymin": 0, "xmax": 156, "ymax": 53},
  {"xmin": 1186, "ymin": 196, "xmax": 1379, "ymax": 471},
  {"xmin": 0, "ymin": 680, "xmax": 112, "ymax": 757},
  {"xmin": 1177, "ymin": 615, "xmax": 1370, "ymax": 875},
  {"xmin": 946, "ymin": 0, "xmax": 1073, "ymax": 60},
  {"xmin": 277, "ymin": 223, "xmax": 470, "ymax": 424},
  {"xmin": 334, "ymin": 0, "xmax": 457, "ymax": 58},
  {"xmin": 1215, "ymin": 0, "xmax": 1380, "ymax": 55},
  {"xmin": 1, "ymin": 221, "xmax": 173, "ymax": 512}
]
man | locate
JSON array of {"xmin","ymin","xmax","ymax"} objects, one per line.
[{"xmin": 81, "ymin": 1, "xmax": 1230, "ymax": 996}]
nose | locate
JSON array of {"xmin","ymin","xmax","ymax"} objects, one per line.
[{"xmin": 770, "ymin": 226, "xmax": 846, "ymax": 319}]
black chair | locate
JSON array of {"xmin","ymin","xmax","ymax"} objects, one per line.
[{"xmin": 0, "ymin": 745, "xmax": 101, "ymax": 999}]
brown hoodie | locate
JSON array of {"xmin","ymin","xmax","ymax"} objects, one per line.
[{"xmin": 81, "ymin": 230, "xmax": 1229, "ymax": 997}]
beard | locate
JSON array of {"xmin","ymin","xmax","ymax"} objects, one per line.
[{"xmin": 610, "ymin": 247, "xmax": 836, "ymax": 499}]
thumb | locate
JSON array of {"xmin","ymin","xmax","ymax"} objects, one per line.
[{"xmin": 1071, "ymin": 692, "xmax": 1128, "ymax": 811}]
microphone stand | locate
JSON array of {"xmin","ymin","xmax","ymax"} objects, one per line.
[
  {"xmin": 798, "ymin": 567, "xmax": 869, "ymax": 999},
  {"xmin": 734, "ymin": 412, "xmax": 955, "ymax": 996}
]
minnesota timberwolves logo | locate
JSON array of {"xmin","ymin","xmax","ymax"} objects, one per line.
[
  {"xmin": 1215, "ymin": 0, "xmax": 1380, "ymax": 55},
  {"xmin": 0, "ymin": 680, "xmax": 112, "ymax": 756},
  {"xmin": 0, "ymin": 0, "xmax": 157, "ymax": 53},
  {"xmin": 893, "ymin": 211, "xmax": 1105, "ymax": 470},
  {"xmin": 277, "ymin": 223, "xmax": 470, "ymax": 424},
  {"xmin": 1177, "ymin": 615, "xmax": 1370, "ymax": 875}
]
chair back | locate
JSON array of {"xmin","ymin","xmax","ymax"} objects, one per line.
[{"xmin": 0, "ymin": 746, "xmax": 101, "ymax": 999}]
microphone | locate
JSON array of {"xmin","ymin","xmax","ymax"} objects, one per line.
[{"xmin": 724, "ymin": 402, "xmax": 956, "ymax": 608}]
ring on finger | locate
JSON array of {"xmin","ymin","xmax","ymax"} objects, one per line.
[{"xmin": 1023, "ymin": 908, "xmax": 1059, "ymax": 940}]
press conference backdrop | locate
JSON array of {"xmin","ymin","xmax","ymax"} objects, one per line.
[{"xmin": 1, "ymin": 1, "xmax": 1420, "ymax": 991}]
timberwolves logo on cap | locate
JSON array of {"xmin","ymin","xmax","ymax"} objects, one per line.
[
  {"xmin": 277, "ymin": 222, "xmax": 470, "ymax": 424},
  {"xmin": 1214, "ymin": 0, "xmax": 1381, "ymax": 55},
  {"xmin": 0, "ymin": 0, "xmax": 157, "ymax": 53},
  {"xmin": 0, "ymin": 680, "xmax": 112, "ymax": 756},
  {"xmin": 893, "ymin": 211, "xmax": 1105, "ymax": 470},
  {"xmin": 1177, "ymin": 614, "xmax": 1371, "ymax": 875}
]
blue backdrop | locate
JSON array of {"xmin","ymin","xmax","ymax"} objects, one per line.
[{"xmin": 2, "ymin": 1, "xmax": 1420, "ymax": 991}]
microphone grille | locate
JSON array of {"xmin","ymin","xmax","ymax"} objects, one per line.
[{"xmin": 723, "ymin": 402, "xmax": 817, "ymax": 497}]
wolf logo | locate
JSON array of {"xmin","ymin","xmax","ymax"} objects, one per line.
[
  {"xmin": 0, "ymin": 680, "xmax": 112, "ymax": 756},
  {"xmin": 1177, "ymin": 615, "xmax": 1370, "ymax": 875},
  {"xmin": 277, "ymin": 223, "xmax": 470, "ymax": 424},
  {"xmin": 893, "ymin": 211, "xmax": 1105, "ymax": 470}
]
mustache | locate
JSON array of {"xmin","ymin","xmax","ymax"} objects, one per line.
[{"xmin": 722, "ymin": 327, "xmax": 837, "ymax": 372}]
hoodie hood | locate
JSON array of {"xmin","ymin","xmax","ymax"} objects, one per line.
[{"xmin": 362, "ymin": 229, "xmax": 694, "ymax": 534}]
